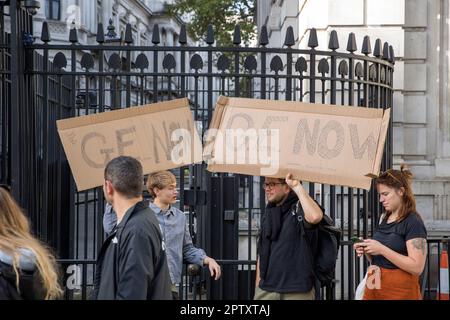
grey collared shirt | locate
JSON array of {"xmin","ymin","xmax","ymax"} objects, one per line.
[{"xmin": 103, "ymin": 202, "xmax": 206, "ymax": 284}]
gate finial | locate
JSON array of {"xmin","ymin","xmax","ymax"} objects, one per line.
[
  {"xmin": 362, "ymin": 36, "xmax": 371, "ymax": 55},
  {"xmin": 389, "ymin": 45, "xmax": 395, "ymax": 64},
  {"xmin": 106, "ymin": 18, "xmax": 117, "ymax": 39},
  {"xmin": 152, "ymin": 24, "xmax": 160, "ymax": 44},
  {"xmin": 206, "ymin": 24, "xmax": 214, "ymax": 45},
  {"xmin": 41, "ymin": 22, "xmax": 50, "ymax": 43},
  {"xmin": 328, "ymin": 30, "xmax": 339, "ymax": 51},
  {"xmin": 69, "ymin": 21, "xmax": 78, "ymax": 43},
  {"xmin": 382, "ymin": 42, "xmax": 389, "ymax": 60},
  {"xmin": 346, "ymin": 32, "xmax": 357, "ymax": 53},
  {"xmin": 284, "ymin": 26, "xmax": 295, "ymax": 47},
  {"xmin": 179, "ymin": 25, "xmax": 187, "ymax": 45},
  {"xmin": 308, "ymin": 28, "xmax": 318, "ymax": 49},
  {"xmin": 259, "ymin": 25, "xmax": 268, "ymax": 46},
  {"xmin": 96, "ymin": 23, "xmax": 105, "ymax": 43},
  {"xmin": 373, "ymin": 39, "xmax": 382, "ymax": 58},
  {"xmin": 233, "ymin": 25, "xmax": 241, "ymax": 45},
  {"xmin": 125, "ymin": 24, "xmax": 133, "ymax": 44}
]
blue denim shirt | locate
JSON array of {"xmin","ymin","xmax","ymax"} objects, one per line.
[{"xmin": 103, "ymin": 202, "xmax": 206, "ymax": 284}]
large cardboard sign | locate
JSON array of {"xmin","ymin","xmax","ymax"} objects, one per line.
[
  {"xmin": 204, "ymin": 96, "xmax": 390, "ymax": 190},
  {"xmin": 57, "ymin": 98, "xmax": 202, "ymax": 191}
]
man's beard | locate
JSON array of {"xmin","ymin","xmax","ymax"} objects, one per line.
[{"xmin": 267, "ymin": 193, "xmax": 288, "ymax": 206}]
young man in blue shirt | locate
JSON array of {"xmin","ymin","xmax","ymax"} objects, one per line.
[{"xmin": 104, "ymin": 170, "xmax": 221, "ymax": 299}]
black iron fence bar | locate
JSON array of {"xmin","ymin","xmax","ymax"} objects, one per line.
[
  {"xmin": 23, "ymin": 70, "xmax": 395, "ymax": 87},
  {"xmin": 99, "ymin": 74, "xmax": 392, "ymax": 89},
  {"xmin": 58, "ymin": 259, "xmax": 97, "ymax": 264},
  {"xmin": 24, "ymin": 44, "xmax": 395, "ymax": 62},
  {"xmin": 24, "ymin": 62, "xmax": 391, "ymax": 78},
  {"xmin": 347, "ymin": 50, "xmax": 355, "ymax": 299},
  {"xmin": 9, "ymin": 0, "xmax": 21, "ymax": 200}
]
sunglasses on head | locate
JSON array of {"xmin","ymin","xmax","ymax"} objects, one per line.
[{"xmin": 378, "ymin": 170, "xmax": 402, "ymax": 184}]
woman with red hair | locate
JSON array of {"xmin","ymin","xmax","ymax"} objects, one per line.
[{"xmin": 354, "ymin": 165, "xmax": 427, "ymax": 300}]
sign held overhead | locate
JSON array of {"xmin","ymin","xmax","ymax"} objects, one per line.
[{"xmin": 204, "ymin": 96, "xmax": 390, "ymax": 190}]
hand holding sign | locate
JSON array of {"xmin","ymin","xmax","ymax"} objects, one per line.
[{"xmin": 285, "ymin": 173, "xmax": 300, "ymax": 189}]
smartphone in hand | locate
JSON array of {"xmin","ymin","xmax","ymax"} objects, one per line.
[{"xmin": 351, "ymin": 236, "xmax": 364, "ymax": 244}]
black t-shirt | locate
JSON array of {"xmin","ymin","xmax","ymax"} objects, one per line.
[
  {"xmin": 258, "ymin": 203, "xmax": 319, "ymax": 293},
  {"xmin": 372, "ymin": 213, "xmax": 427, "ymax": 269}
]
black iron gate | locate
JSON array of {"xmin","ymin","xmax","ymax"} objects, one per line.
[{"xmin": 0, "ymin": 0, "xmax": 404, "ymax": 300}]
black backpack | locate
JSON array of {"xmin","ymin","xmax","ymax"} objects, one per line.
[{"xmin": 294, "ymin": 202, "xmax": 341, "ymax": 288}]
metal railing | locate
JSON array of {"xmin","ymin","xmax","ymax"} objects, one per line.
[{"xmin": 57, "ymin": 237, "xmax": 449, "ymax": 300}]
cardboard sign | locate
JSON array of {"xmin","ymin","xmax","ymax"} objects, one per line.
[
  {"xmin": 57, "ymin": 98, "xmax": 202, "ymax": 191},
  {"xmin": 204, "ymin": 96, "xmax": 390, "ymax": 190}
]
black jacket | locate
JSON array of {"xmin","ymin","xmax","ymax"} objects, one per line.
[
  {"xmin": 93, "ymin": 200, "xmax": 172, "ymax": 300},
  {"xmin": 0, "ymin": 261, "xmax": 45, "ymax": 300},
  {"xmin": 257, "ymin": 192, "xmax": 319, "ymax": 293}
]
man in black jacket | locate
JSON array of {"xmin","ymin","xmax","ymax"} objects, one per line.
[
  {"xmin": 255, "ymin": 173, "xmax": 324, "ymax": 300},
  {"xmin": 94, "ymin": 156, "xmax": 171, "ymax": 300}
]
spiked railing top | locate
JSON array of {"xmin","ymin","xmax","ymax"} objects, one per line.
[
  {"xmin": 41, "ymin": 22, "xmax": 50, "ymax": 43},
  {"xmin": 308, "ymin": 28, "xmax": 318, "ymax": 49},
  {"xmin": 346, "ymin": 32, "xmax": 357, "ymax": 53},
  {"xmin": 382, "ymin": 42, "xmax": 390, "ymax": 60},
  {"xmin": 361, "ymin": 36, "xmax": 371, "ymax": 55},
  {"xmin": 179, "ymin": 24, "xmax": 187, "ymax": 45},
  {"xmin": 69, "ymin": 24, "xmax": 78, "ymax": 43},
  {"xmin": 389, "ymin": 45, "xmax": 395, "ymax": 64},
  {"xmin": 37, "ymin": 19, "xmax": 395, "ymax": 67},
  {"xmin": 124, "ymin": 24, "xmax": 133, "ymax": 44},
  {"xmin": 96, "ymin": 23, "xmax": 104, "ymax": 43},
  {"xmin": 206, "ymin": 24, "xmax": 214, "ymax": 45},
  {"xmin": 259, "ymin": 25, "xmax": 269, "ymax": 46},
  {"xmin": 373, "ymin": 39, "xmax": 382, "ymax": 58},
  {"xmin": 284, "ymin": 26, "xmax": 295, "ymax": 47},
  {"xmin": 152, "ymin": 24, "xmax": 160, "ymax": 44},
  {"xmin": 233, "ymin": 25, "xmax": 241, "ymax": 45},
  {"xmin": 328, "ymin": 30, "xmax": 339, "ymax": 51}
]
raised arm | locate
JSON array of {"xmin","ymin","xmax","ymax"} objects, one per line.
[{"xmin": 285, "ymin": 173, "xmax": 323, "ymax": 225}]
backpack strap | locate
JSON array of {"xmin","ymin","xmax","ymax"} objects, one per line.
[
  {"xmin": 292, "ymin": 202, "xmax": 318, "ymax": 273},
  {"xmin": 296, "ymin": 203, "xmax": 325, "ymax": 297}
]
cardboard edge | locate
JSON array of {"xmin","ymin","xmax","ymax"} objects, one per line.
[
  {"xmin": 57, "ymin": 98, "xmax": 189, "ymax": 131},
  {"xmin": 367, "ymin": 108, "xmax": 391, "ymax": 177},
  {"xmin": 225, "ymin": 97, "xmax": 384, "ymax": 119},
  {"xmin": 207, "ymin": 164, "xmax": 372, "ymax": 190},
  {"xmin": 203, "ymin": 96, "xmax": 229, "ymax": 161}
]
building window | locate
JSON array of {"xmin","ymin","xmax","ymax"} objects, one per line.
[{"xmin": 45, "ymin": 0, "xmax": 61, "ymax": 20}]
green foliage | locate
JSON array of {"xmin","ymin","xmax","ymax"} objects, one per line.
[{"xmin": 167, "ymin": 0, "xmax": 256, "ymax": 47}]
